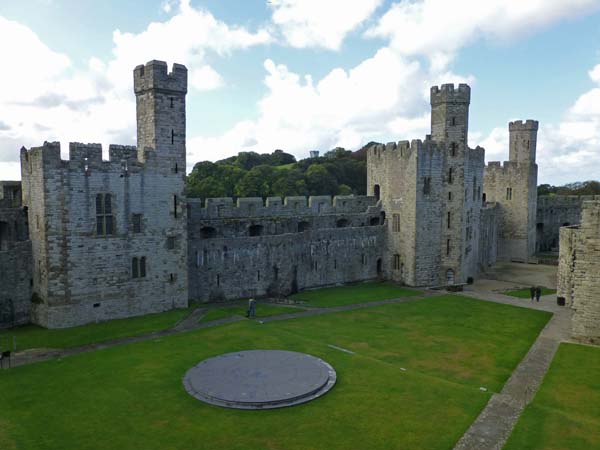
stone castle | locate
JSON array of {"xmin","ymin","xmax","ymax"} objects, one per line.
[{"xmin": 0, "ymin": 60, "xmax": 596, "ymax": 339}]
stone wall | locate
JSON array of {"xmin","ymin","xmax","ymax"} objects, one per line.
[
  {"xmin": 366, "ymin": 84, "xmax": 485, "ymax": 287},
  {"xmin": 0, "ymin": 182, "xmax": 32, "ymax": 328},
  {"xmin": 536, "ymin": 195, "xmax": 600, "ymax": 252},
  {"xmin": 18, "ymin": 61, "xmax": 188, "ymax": 328},
  {"xmin": 478, "ymin": 202, "xmax": 499, "ymax": 270},
  {"xmin": 188, "ymin": 196, "xmax": 386, "ymax": 300},
  {"xmin": 557, "ymin": 200, "xmax": 600, "ymax": 343},
  {"xmin": 483, "ymin": 121, "xmax": 538, "ymax": 262}
]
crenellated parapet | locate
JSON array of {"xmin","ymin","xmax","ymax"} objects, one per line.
[
  {"xmin": 134, "ymin": 60, "xmax": 187, "ymax": 95},
  {"xmin": 430, "ymin": 83, "xmax": 471, "ymax": 105},
  {"xmin": 19, "ymin": 141, "xmax": 169, "ymax": 174},
  {"xmin": 509, "ymin": 120, "xmax": 539, "ymax": 132},
  {"xmin": 188, "ymin": 195, "xmax": 380, "ymax": 220}
]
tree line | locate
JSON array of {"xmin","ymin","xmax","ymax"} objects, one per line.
[
  {"xmin": 538, "ymin": 181, "xmax": 600, "ymax": 196},
  {"xmin": 186, "ymin": 145, "xmax": 374, "ymax": 200}
]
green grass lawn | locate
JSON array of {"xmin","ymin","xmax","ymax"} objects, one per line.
[
  {"xmin": 504, "ymin": 287, "xmax": 556, "ymax": 299},
  {"xmin": 0, "ymin": 306, "xmax": 196, "ymax": 352},
  {"xmin": 0, "ymin": 294, "xmax": 551, "ymax": 450},
  {"xmin": 290, "ymin": 281, "xmax": 419, "ymax": 307},
  {"xmin": 200, "ymin": 302, "xmax": 305, "ymax": 322},
  {"xmin": 504, "ymin": 343, "xmax": 600, "ymax": 450}
]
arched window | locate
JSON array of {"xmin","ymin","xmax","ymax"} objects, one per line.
[
  {"xmin": 336, "ymin": 218, "xmax": 349, "ymax": 228},
  {"xmin": 297, "ymin": 221, "xmax": 311, "ymax": 232},
  {"xmin": 373, "ymin": 184, "xmax": 380, "ymax": 201},
  {"xmin": 200, "ymin": 226, "xmax": 217, "ymax": 239},
  {"xmin": 249, "ymin": 224, "xmax": 263, "ymax": 236},
  {"xmin": 369, "ymin": 217, "xmax": 380, "ymax": 226},
  {"xmin": 132, "ymin": 257, "xmax": 139, "ymax": 278},
  {"xmin": 96, "ymin": 193, "xmax": 114, "ymax": 236}
]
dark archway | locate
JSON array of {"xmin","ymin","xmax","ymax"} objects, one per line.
[
  {"xmin": 376, "ymin": 258, "xmax": 383, "ymax": 279},
  {"xmin": 200, "ymin": 226, "xmax": 217, "ymax": 239},
  {"xmin": 249, "ymin": 224, "xmax": 264, "ymax": 237},
  {"xmin": 336, "ymin": 218, "xmax": 349, "ymax": 228},
  {"xmin": 373, "ymin": 184, "xmax": 380, "ymax": 201}
]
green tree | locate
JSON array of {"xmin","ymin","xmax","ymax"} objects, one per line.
[{"xmin": 306, "ymin": 164, "xmax": 338, "ymax": 195}]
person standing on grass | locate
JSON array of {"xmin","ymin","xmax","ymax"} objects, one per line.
[
  {"xmin": 530, "ymin": 286, "xmax": 535, "ymax": 301},
  {"xmin": 246, "ymin": 298, "xmax": 256, "ymax": 318},
  {"xmin": 535, "ymin": 286, "xmax": 541, "ymax": 302}
]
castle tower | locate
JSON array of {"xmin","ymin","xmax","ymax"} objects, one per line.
[
  {"xmin": 134, "ymin": 60, "xmax": 187, "ymax": 172},
  {"xmin": 19, "ymin": 60, "xmax": 189, "ymax": 328},
  {"xmin": 483, "ymin": 120, "xmax": 538, "ymax": 262},
  {"xmin": 509, "ymin": 120, "xmax": 538, "ymax": 164},
  {"xmin": 430, "ymin": 84, "xmax": 470, "ymax": 145}
]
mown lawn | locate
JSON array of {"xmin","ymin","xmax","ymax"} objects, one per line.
[
  {"xmin": 0, "ymin": 294, "xmax": 551, "ymax": 450},
  {"xmin": 200, "ymin": 302, "xmax": 305, "ymax": 322},
  {"xmin": 0, "ymin": 305, "xmax": 196, "ymax": 352},
  {"xmin": 504, "ymin": 343, "xmax": 600, "ymax": 450},
  {"xmin": 504, "ymin": 287, "xmax": 556, "ymax": 299},
  {"xmin": 290, "ymin": 281, "xmax": 419, "ymax": 307}
]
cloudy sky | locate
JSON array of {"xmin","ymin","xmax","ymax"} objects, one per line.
[{"xmin": 1, "ymin": 0, "xmax": 599, "ymax": 184}]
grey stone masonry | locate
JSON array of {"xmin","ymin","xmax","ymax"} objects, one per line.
[
  {"xmin": 483, "ymin": 120, "xmax": 538, "ymax": 262},
  {"xmin": 188, "ymin": 195, "xmax": 386, "ymax": 301},
  {"xmin": 558, "ymin": 200, "xmax": 600, "ymax": 343},
  {"xmin": 18, "ymin": 61, "xmax": 188, "ymax": 328},
  {"xmin": 0, "ymin": 181, "xmax": 32, "ymax": 328},
  {"xmin": 367, "ymin": 84, "xmax": 487, "ymax": 287},
  {"xmin": 536, "ymin": 195, "xmax": 600, "ymax": 252}
]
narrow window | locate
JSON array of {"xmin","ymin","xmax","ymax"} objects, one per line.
[
  {"xmin": 170, "ymin": 97, "xmax": 174, "ymax": 108},
  {"xmin": 392, "ymin": 214, "xmax": 400, "ymax": 232},
  {"xmin": 472, "ymin": 178, "xmax": 477, "ymax": 201},
  {"xmin": 257, "ymin": 270, "xmax": 260, "ymax": 281},
  {"xmin": 132, "ymin": 257, "xmax": 139, "ymax": 278},
  {"xmin": 167, "ymin": 236, "xmax": 175, "ymax": 250},
  {"xmin": 174, "ymin": 163, "xmax": 178, "ymax": 174},
  {"xmin": 423, "ymin": 177, "xmax": 431, "ymax": 194},
  {"xmin": 217, "ymin": 274, "xmax": 220, "ymax": 286},
  {"xmin": 173, "ymin": 195, "xmax": 178, "ymax": 218},
  {"xmin": 171, "ymin": 129, "xmax": 175, "ymax": 145},
  {"xmin": 448, "ymin": 191, "xmax": 452, "ymax": 201},
  {"xmin": 140, "ymin": 257, "xmax": 146, "ymax": 277},
  {"xmin": 96, "ymin": 193, "xmax": 115, "ymax": 236},
  {"xmin": 450, "ymin": 143, "xmax": 457, "ymax": 156},
  {"xmin": 393, "ymin": 254, "xmax": 401, "ymax": 270},
  {"xmin": 447, "ymin": 211, "xmax": 451, "ymax": 229},
  {"xmin": 361, "ymin": 254, "xmax": 366, "ymax": 265},
  {"xmin": 195, "ymin": 250, "xmax": 200, "ymax": 268},
  {"xmin": 273, "ymin": 266, "xmax": 279, "ymax": 280},
  {"xmin": 334, "ymin": 260, "xmax": 337, "ymax": 269},
  {"xmin": 132, "ymin": 214, "xmax": 142, "ymax": 233},
  {"xmin": 373, "ymin": 184, "xmax": 380, "ymax": 201},
  {"xmin": 446, "ymin": 239, "xmax": 451, "ymax": 256},
  {"xmin": 169, "ymin": 273, "xmax": 174, "ymax": 283},
  {"xmin": 448, "ymin": 168, "xmax": 453, "ymax": 184},
  {"xmin": 451, "ymin": 117, "xmax": 456, "ymax": 126}
]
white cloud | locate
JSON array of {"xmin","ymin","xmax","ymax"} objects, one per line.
[
  {"xmin": 269, "ymin": 0, "xmax": 382, "ymax": 50},
  {"xmin": 366, "ymin": 0, "xmax": 600, "ymax": 67},
  {"xmin": 476, "ymin": 63, "xmax": 600, "ymax": 185},
  {"xmin": 190, "ymin": 65, "xmax": 224, "ymax": 91},
  {"xmin": 187, "ymin": 49, "xmax": 472, "ymax": 165},
  {"xmin": 0, "ymin": 0, "xmax": 271, "ymax": 179}
]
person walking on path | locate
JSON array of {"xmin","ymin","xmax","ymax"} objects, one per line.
[
  {"xmin": 530, "ymin": 286, "xmax": 535, "ymax": 301},
  {"xmin": 246, "ymin": 298, "xmax": 256, "ymax": 318},
  {"xmin": 535, "ymin": 287, "xmax": 541, "ymax": 302}
]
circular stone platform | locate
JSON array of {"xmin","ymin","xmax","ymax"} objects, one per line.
[{"xmin": 182, "ymin": 350, "xmax": 337, "ymax": 409}]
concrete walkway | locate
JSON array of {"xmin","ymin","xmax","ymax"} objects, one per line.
[{"xmin": 453, "ymin": 288, "xmax": 572, "ymax": 450}]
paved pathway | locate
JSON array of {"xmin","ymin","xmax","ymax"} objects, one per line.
[
  {"xmin": 453, "ymin": 290, "xmax": 572, "ymax": 450},
  {"xmin": 7, "ymin": 291, "xmax": 438, "ymax": 368}
]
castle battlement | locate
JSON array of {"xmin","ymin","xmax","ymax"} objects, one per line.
[
  {"xmin": 20, "ymin": 141, "xmax": 163, "ymax": 174},
  {"xmin": 369, "ymin": 139, "xmax": 440, "ymax": 161},
  {"xmin": 189, "ymin": 195, "xmax": 380, "ymax": 220},
  {"xmin": 430, "ymin": 83, "xmax": 470, "ymax": 105},
  {"xmin": 509, "ymin": 120, "xmax": 539, "ymax": 131},
  {"xmin": 134, "ymin": 60, "xmax": 187, "ymax": 95}
]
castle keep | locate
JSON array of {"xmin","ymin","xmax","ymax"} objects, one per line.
[{"xmin": 3, "ymin": 59, "xmax": 592, "ymax": 332}]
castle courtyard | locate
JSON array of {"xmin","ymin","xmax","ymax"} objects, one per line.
[{"xmin": 1, "ymin": 266, "xmax": 598, "ymax": 450}]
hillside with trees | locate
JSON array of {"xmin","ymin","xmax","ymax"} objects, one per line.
[
  {"xmin": 186, "ymin": 144, "xmax": 376, "ymax": 199},
  {"xmin": 538, "ymin": 181, "xmax": 600, "ymax": 196}
]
